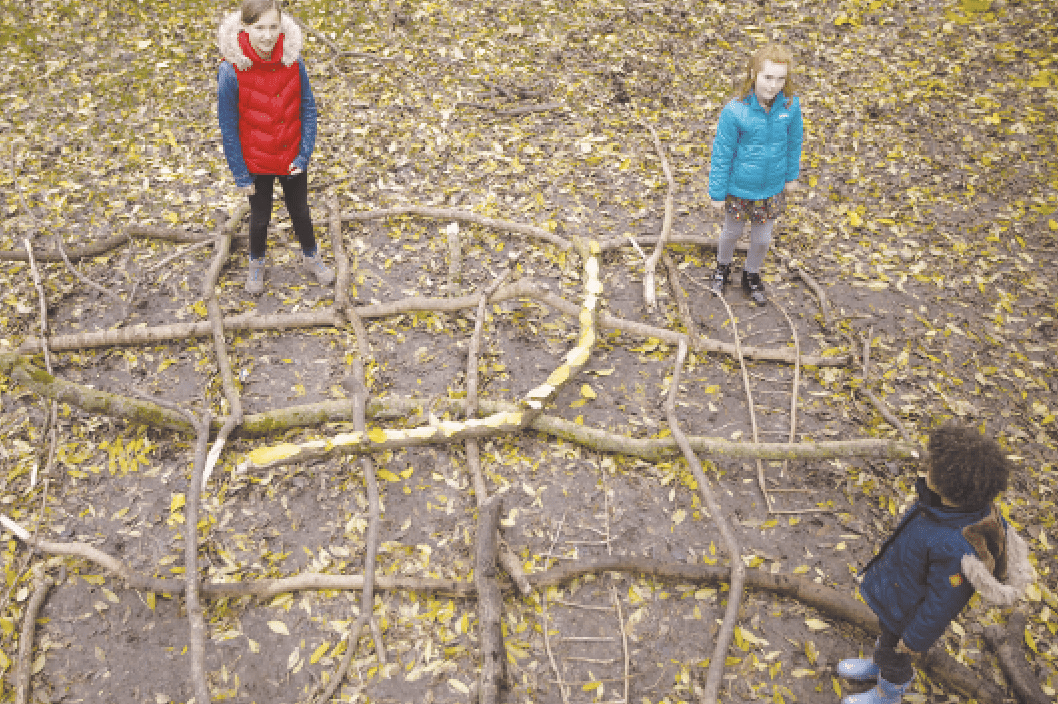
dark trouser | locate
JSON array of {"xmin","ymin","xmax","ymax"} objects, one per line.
[
  {"xmin": 876, "ymin": 625, "xmax": 914, "ymax": 686},
  {"xmin": 247, "ymin": 171, "xmax": 316, "ymax": 260}
]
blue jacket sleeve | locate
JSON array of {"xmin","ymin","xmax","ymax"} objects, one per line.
[
  {"xmin": 900, "ymin": 541, "xmax": 975, "ymax": 652},
  {"xmin": 293, "ymin": 60, "xmax": 317, "ymax": 172},
  {"xmin": 708, "ymin": 104, "xmax": 739, "ymax": 202},
  {"xmin": 786, "ymin": 97, "xmax": 804, "ymax": 183},
  {"xmin": 217, "ymin": 62, "xmax": 253, "ymax": 188}
]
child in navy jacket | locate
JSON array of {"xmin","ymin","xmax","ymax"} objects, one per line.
[
  {"xmin": 707, "ymin": 44, "xmax": 803, "ymax": 304},
  {"xmin": 838, "ymin": 424, "xmax": 1035, "ymax": 704}
]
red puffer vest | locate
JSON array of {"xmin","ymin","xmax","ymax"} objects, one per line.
[{"xmin": 235, "ymin": 31, "xmax": 301, "ymax": 175}]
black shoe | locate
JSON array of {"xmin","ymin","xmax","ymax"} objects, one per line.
[
  {"xmin": 742, "ymin": 270, "xmax": 766, "ymax": 304},
  {"xmin": 709, "ymin": 263, "xmax": 732, "ymax": 295}
]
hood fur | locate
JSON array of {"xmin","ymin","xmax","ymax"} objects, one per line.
[
  {"xmin": 961, "ymin": 515, "xmax": 1036, "ymax": 607},
  {"xmin": 218, "ymin": 10, "xmax": 302, "ymax": 70}
]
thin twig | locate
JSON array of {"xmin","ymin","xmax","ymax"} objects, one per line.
[
  {"xmin": 665, "ymin": 341, "xmax": 745, "ymax": 704},
  {"xmin": 541, "ymin": 513, "xmax": 570, "ymax": 704},
  {"xmin": 142, "ymin": 238, "xmax": 217, "ymax": 273},
  {"xmin": 785, "ymin": 258, "xmax": 831, "ymax": 329},
  {"xmin": 641, "ymin": 122, "xmax": 676, "ymax": 310},
  {"xmin": 773, "ymin": 297, "xmax": 802, "ymax": 481},
  {"xmin": 54, "ymin": 233, "xmax": 124, "ymax": 306}
]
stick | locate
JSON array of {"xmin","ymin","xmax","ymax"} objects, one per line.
[
  {"xmin": 342, "ymin": 205, "xmax": 571, "ymax": 250},
  {"xmin": 446, "ymin": 222, "xmax": 462, "ymax": 294},
  {"xmin": 14, "ymin": 282, "xmax": 847, "ymax": 366},
  {"xmin": 184, "ymin": 409, "xmax": 213, "ymax": 704},
  {"xmin": 773, "ymin": 297, "xmax": 802, "ymax": 480},
  {"xmin": 315, "ymin": 357, "xmax": 383, "ymax": 704},
  {"xmin": 641, "ymin": 123, "xmax": 676, "ymax": 310},
  {"xmin": 785, "ymin": 258, "xmax": 831, "ymax": 329},
  {"xmin": 494, "ymin": 102, "xmax": 566, "ymax": 116},
  {"xmin": 982, "ymin": 611, "xmax": 1050, "ymax": 704},
  {"xmin": 599, "ymin": 233, "xmax": 748, "ymax": 253},
  {"xmin": 329, "ymin": 193, "xmax": 353, "ymax": 318},
  {"xmin": 14, "ymin": 572, "xmax": 53, "ymax": 704},
  {"xmin": 142, "ymin": 238, "xmax": 218, "ymax": 274},
  {"xmin": 665, "ymin": 341, "xmax": 744, "ymax": 704},
  {"xmin": 541, "ymin": 514, "xmax": 570, "ymax": 704},
  {"xmin": 524, "ymin": 555, "xmax": 1005, "ymax": 704},
  {"xmin": 0, "ymin": 227, "xmax": 238, "ymax": 262},
  {"xmin": 661, "ymin": 251, "xmax": 702, "ymax": 350},
  {"xmin": 22, "ymin": 238, "xmax": 58, "ymax": 494},
  {"xmin": 0, "ymin": 356, "xmax": 920, "ymax": 462},
  {"xmin": 202, "ymin": 227, "xmax": 243, "ymax": 425},
  {"xmin": 857, "ymin": 331, "xmax": 913, "ymax": 444},
  {"xmin": 54, "ymin": 233, "xmax": 125, "ymax": 307},
  {"xmin": 476, "ymin": 494, "xmax": 505, "ymax": 704}
]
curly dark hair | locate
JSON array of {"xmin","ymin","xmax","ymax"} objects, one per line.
[{"xmin": 928, "ymin": 424, "xmax": 1011, "ymax": 509}]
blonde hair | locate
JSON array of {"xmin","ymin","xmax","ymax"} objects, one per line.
[{"xmin": 734, "ymin": 44, "xmax": 796, "ymax": 102}]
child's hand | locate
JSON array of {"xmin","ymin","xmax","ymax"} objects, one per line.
[
  {"xmin": 895, "ymin": 639, "xmax": 921, "ymax": 656},
  {"xmin": 289, "ymin": 163, "xmax": 303, "ymax": 176},
  {"xmin": 784, "ymin": 180, "xmax": 801, "ymax": 191},
  {"xmin": 711, "ymin": 200, "xmax": 725, "ymax": 211},
  {"xmin": 238, "ymin": 183, "xmax": 256, "ymax": 196}
]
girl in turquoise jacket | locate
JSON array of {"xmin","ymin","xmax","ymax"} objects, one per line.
[{"xmin": 707, "ymin": 44, "xmax": 803, "ymax": 304}]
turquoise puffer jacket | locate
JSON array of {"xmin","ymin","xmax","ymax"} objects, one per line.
[{"xmin": 708, "ymin": 92, "xmax": 803, "ymax": 202}]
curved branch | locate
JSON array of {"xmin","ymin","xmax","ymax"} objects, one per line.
[
  {"xmin": 14, "ymin": 574, "xmax": 53, "ymax": 704},
  {"xmin": 641, "ymin": 123, "xmax": 676, "ymax": 310},
  {"xmin": 983, "ymin": 611, "xmax": 1051, "ymax": 704},
  {"xmin": 342, "ymin": 205, "xmax": 570, "ymax": 250}
]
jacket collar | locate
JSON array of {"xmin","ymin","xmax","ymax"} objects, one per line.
[
  {"xmin": 745, "ymin": 91, "xmax": 791, "ymax": 112},
  {"xmin": 914, "ymin": 476, "xmax": 992, "ymax": 526},
  {"xmin": 218, "ymin": 10, "xmax": 302, "ymax": 70}
]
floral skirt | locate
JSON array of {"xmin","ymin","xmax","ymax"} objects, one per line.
[{"xmin": 725, "ymin": 191, "xmax": 787, "ymax": 224}]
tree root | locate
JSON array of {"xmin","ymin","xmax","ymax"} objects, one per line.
[
  {"xmin": 665, "ymin": 341, "xmax": 744, "ymax": 704},
  {"xmin": 341, "ymin": 204, "xmax": 570, "ymax": 250},
  {"xmin": 475, "ymin": 494, "xmax": 505, "ymax": 704},
  {"xmin": 984, "ymin": 611, "xmax": 1051, "ymax": 704},
  {"xmin": 640, "ymin": 123, "xmax": 676, "ymax": 311},
  {"xmin": 14, "ymin": 571, "xmax": 53, "ymax": 704}
]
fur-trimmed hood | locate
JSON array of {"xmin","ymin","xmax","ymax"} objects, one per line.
[
  {"xmin": 218, "ymin": 10, "xmax": 302, "ymax": 70},
  {"xmin": 961, "ymin": 506, "xmax": 1037, "ymax": 607}
]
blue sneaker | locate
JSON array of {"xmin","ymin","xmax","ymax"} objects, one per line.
[
  {"xmin": 837, "ymin": 658, "xmax": 879, "ymax": 681},
  {"xmin": 841, "ymin": 675, "xmax": 914, "ymax": 704}
]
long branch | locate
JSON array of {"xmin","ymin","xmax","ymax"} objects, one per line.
[
  {"xmin": 665, "ymin": 341, "xmax": 744, "ymax": 704},
  {"xmin": 15, "ymin": 280, "xmax": 845, "ymax": 366},
  {"xmin": 185, "ymin": 410, "xmax": 213, "ymax": 704},
  {"xmin": 475, "ymin": 494, "xmax": 505, "ymax": 704}
]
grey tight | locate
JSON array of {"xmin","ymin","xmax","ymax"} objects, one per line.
[{"xmin": 717, "ymin": 212, "xmax": 776, "ymax": 273}]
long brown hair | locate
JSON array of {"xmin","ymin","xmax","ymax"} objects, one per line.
[
  {"xmin": 241, "ymin": 0, "xmax": 282, "ymax": 25},
  {"xmin": 734, "ymin": 44, "xmax": 796, "ymax": 102}
]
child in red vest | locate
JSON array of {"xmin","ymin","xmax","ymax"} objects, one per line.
[
  {"xmin": 837, "ymin": 424, "xmax": 1034, "ymax": 703},
  {"xmin": 218, "ymin": 0, "xmax": 333, "ymax": 294}
]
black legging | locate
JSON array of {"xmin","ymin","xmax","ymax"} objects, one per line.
[
  {"xmin": 875, "ymin": 625, "xmax": 914, "ymax": 686},
  {"xmin": 247, "ymin": 171, "xmax": 316, "ymax": 259}
]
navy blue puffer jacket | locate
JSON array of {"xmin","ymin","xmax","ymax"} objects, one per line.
[
  {"xmin": 859, "ymin": 478, "xmax": 1003, "ymax": 652},
  {"xmin": 708, "ymin": 92, "xmax": 803, "ymax": 202}
]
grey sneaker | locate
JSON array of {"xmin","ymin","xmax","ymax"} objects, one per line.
[
  {"xmin": 246, "ymin": 257, "xmax": 266, "ymax": 294},
  {"xmin": 300, "ymin": 251, "xmax": 335, "ymax": 286}
]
